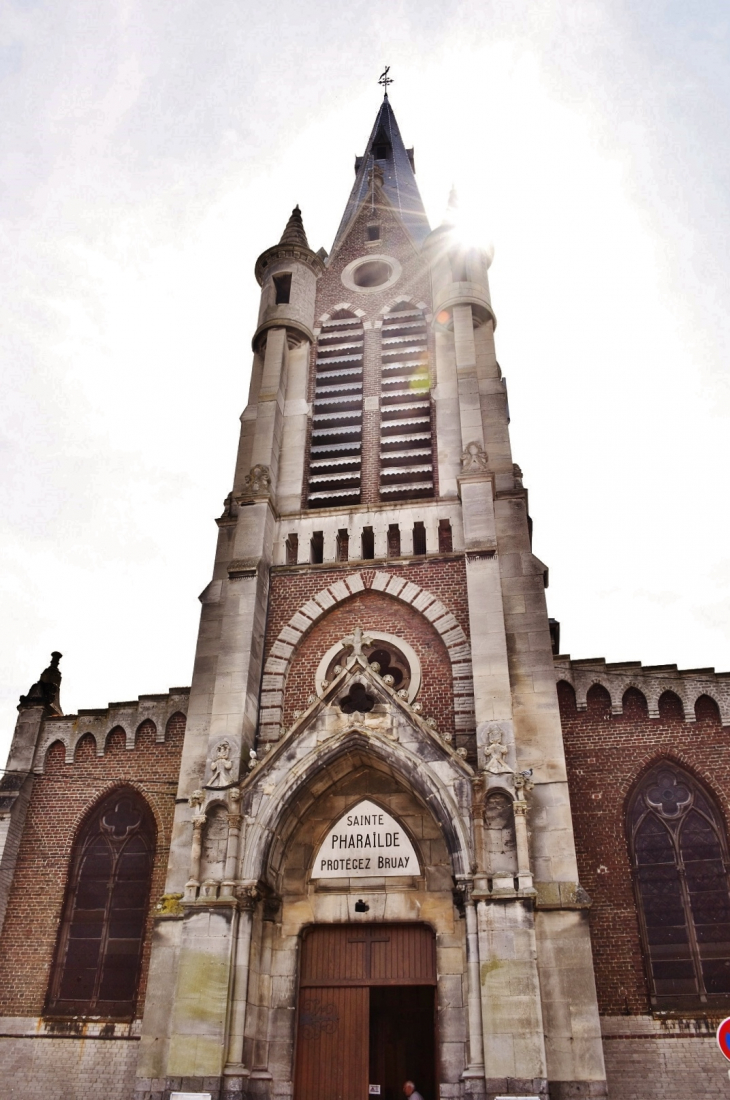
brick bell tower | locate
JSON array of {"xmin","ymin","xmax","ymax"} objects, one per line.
[{"xmin": 135, "ymin": 91, "xmax": 608, "ymax": 1100}]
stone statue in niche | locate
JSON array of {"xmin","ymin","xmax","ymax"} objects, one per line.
[
  {"xmin": 368, "ymin": 164, "xmax": 385, "ymax": 194},
  {"xmin": 200, "ymin": 804, "xmax": 229, "ymax": 883},
  {"xmin": 484, "ymin": 791, "xmax": 518, "ymax": 875},
  {"xmin": 208, "ymin": 740, "xmax": 233, "ymax": 787},
  {"xmin": 483, "ymin": 726, "xmax": 513, "ymax": 775},
  {"xmin": 461, "ymin": 441, "xmax": 488, "ymax": 474}
]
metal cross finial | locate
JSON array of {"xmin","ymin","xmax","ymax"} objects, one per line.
[{"xmin": 378, "ymin": 66, "xmax": 393, "ymax": 97}]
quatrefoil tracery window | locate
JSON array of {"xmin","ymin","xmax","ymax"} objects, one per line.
[
  {"xmin": 46, "ymin": 788, "xmax": 156, "ymax": 1018},
  {"xmin": 629, "ymin": 764, "xmax": 730, "ymax": 1007}
]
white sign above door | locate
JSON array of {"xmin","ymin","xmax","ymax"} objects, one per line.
[{"xmin": 311, "ymin": 800, "xmax": 420, "ymax": 879}]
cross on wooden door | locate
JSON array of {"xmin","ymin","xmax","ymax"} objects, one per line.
[{"xmin": 348, "ymin": 929, "xmax": 391, "ymax": 979}]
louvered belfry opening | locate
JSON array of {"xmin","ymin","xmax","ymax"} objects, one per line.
[
  {"xmin": 307, "ymin": 310, "xmax": 364, "ymax": 508},
  {"xmin": 379, "ymin": 303, "xmax": 434, "ymax": 500}
]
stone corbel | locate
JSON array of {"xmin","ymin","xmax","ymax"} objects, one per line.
[
  {"xmin": 461, "ymin": 441, "xmax": 489, "ymax": 473},
  {"xmin": 238, "ymin": 463, "xmax": 272, "ymax": 504}
]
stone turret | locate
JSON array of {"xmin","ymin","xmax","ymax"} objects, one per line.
[
  {"xmin": 253, "ymin": 205, "xmax": 324, "ymax": 349},
  {"xmin": 424, "ymin": 188, "xmax": 495, "ymax": 332}
]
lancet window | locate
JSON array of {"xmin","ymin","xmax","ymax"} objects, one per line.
[
  {"xmin": 628, "ymin": 762, "xmax": 730, "ymax": 1007},
  {"xmin": 46, "ymin": 788, "xmax": 156, "ymax": 1018},
  {"xmin": 379, "ymin": 303, "xmax": 433, "ymax": 500},
  {"xmin": 307, "ymin": 310, "xmax": 364, "ymax": 508}
]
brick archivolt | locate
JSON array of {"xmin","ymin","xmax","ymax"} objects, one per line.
[
  {"xmin": 260, "ymin": 570, "xmax": 474, "ymax": 742},
  {"xmin": 555, "ymin": 658, "xmax": 730, "ymax": 725}
]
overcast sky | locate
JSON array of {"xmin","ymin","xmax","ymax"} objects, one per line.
[{"xmin": 2, "ymin": 0, "xmax": 729, "ymax": 759}]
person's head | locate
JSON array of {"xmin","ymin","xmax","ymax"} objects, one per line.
[{"xmin": 403, "ymin": 1084, "xmax": 415, "ymax": 1097}]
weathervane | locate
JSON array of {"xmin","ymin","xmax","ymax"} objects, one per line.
[{"xmin": 378, "ymin": 66, "xmax": 393, "ymax": 97}]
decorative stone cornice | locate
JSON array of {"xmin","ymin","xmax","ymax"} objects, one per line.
[
  {"xmin": 555, "ymin": 654, "xmax": 730, "ymax": 725},
  {"xmin": 254, "ymin": 243, "xmax": 324, "ymax": 286}
]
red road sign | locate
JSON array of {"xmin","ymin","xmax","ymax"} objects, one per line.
[{"xmin": 716, "ymin": 1017, "xmax": 730, "ymax": 1061}]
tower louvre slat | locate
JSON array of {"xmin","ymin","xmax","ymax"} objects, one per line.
[{"xmin": 307, "ymin": 312, "xmax": 364, "ymax": 508}]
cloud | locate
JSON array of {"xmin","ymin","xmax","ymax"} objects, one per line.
[{"xmin": 2, "ymin": 0, "xmax": 730, "ymax": 755}]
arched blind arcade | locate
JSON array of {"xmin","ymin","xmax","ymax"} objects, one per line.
[
  {"xmin": 308, "ymin": 311, "xmax": 364, "ymax": 508},
  {"xmin": 46, "ymin": 788, "xmax": 156, "ymax": 1018},
  {"xmin": 629, "ymin": 763, "xmax": 730, "ymax": 1007}
]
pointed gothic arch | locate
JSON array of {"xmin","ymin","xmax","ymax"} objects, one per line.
[
  {"xmin": 45, "ymin": 786, "xmax": 157, "ymax": 1018},
  {"xmin": 242, "ymin": 728, "xmax": 473, "ymax": 888},
  {"xmin": 627, "ymin": 760, "xmax": 730, "ymax": 1008}
]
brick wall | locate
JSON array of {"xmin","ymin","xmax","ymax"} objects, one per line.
[
  {"xmin": 557, "ymin": 679, "xmax": 730, "ymax": 1016},
  {"xmin": 264, "ymin": 560, "xmax": 471, "ymax": 752},
  {"xmin": 0, "ymin": 712, "xmax": 186, "ymax": 1018},
  {"xmin": 601, "ymin": 1017, "xmax": 729, "ymax": 1099}
]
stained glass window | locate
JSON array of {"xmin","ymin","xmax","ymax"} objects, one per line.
[
  {"xmin": 46, "ymin": 788, "xmax": 156, "ymax": 1018},
  {"xmin": 629, "ymin": 764, "xmax": 730, "ymax": 1006}
]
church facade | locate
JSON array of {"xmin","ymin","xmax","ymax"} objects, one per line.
[{"xmin": 1, "ymin": 95, "xmax": 729, "ymax": 1100}]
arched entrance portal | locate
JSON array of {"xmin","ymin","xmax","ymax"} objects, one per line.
[{"xmin": 294, "ymin": 923, "xmax": 437, "ymax": 1100}]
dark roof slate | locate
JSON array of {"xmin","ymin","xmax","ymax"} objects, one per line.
[{"xmin": 331, "ymin": 98, "xmax": 431, "ymax": 253}]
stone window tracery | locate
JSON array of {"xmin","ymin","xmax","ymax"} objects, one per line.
[
  {"xmin": 315, "ymin": 629, "xmax": 422, "ymax": 703},
  {"xmin": 325, "ymin": 638, "xmax": 411, "ymax": 693},
  {"xmin": 629, "ymin": 763, "xmax": 730, "ymax": 1007},
  {"xmin": 46, "ymin": 788, "xmax": 156, "ymax": 1018}
]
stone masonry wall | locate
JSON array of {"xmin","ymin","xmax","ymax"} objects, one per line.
[
  {"xmin": 1, "ymin": 1030, "xmax": 140, "ymax": 1100},
  {"xmin": 0, "ymin": 709, "xmax": 186, "ymax": 1018}
]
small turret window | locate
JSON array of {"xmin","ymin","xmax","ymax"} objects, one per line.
[
  {"xmin": 374, "ymin": 143, "xmax": 389, "ymax": 160},
  {"xmin": 310, "ymin": 531, "xmax": 324, "ymax": 564},
  {"xmin": 273, "ymin": 273, "xmax": 292, "ymax": 304},
  {"xmin": 361, "ymin": 526, "xmax": 375, "ymax": 559},
  {"xmin": 367, "ymin": 224, "xmax": 381, "ymax": 241}
]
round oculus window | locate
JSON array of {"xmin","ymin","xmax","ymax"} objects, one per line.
[
  {"xmin": 352, "ymin": 260, "xmax": 391, "ymax": 288},
  {"xmin": 341, "ymin": 254, "xmax": 402, "ymax": 294}
]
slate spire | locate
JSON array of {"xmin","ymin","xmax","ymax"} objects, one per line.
[
  {"xmin": 279, "ymin": 204, "xmax": 309, "ymax": 248},
  {"xmin": 331, "ymin": 98, "xmax": 430, "ymax": 253}
]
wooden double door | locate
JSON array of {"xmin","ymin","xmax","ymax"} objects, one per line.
[{"xmin": 294, "ymin": 924, "xmax": 437, "ymax": 1100}]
